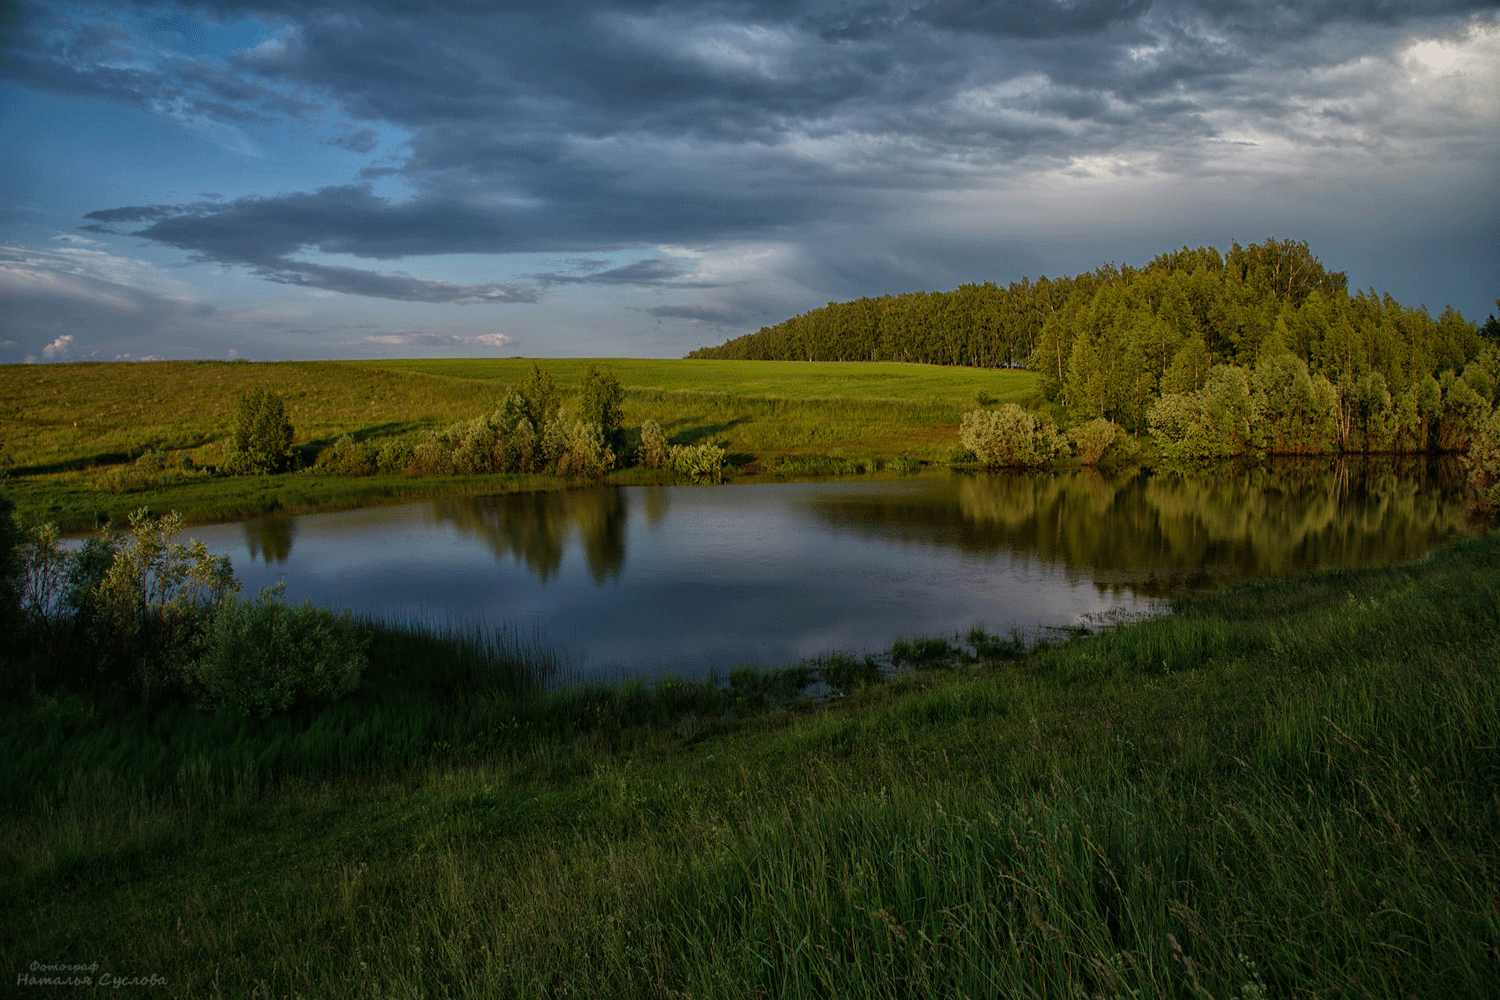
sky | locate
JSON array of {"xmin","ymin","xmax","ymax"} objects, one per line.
[{"xmin": 1, "ymin": 0, "xmax": 1498, "ymax": 363}]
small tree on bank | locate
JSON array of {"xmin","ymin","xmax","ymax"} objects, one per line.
[
  {"xmin": 577, "ymin": 364, "xmax": 625, "ymax": 455},
  {"xmin": 223, "ymin": 389, "xmax": 295, "ymax": 474}
]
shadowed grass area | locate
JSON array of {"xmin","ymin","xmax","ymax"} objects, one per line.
[
  {"xmin": 2, "ymin": 531, "xmax": 1496, "ymax": 997},
  {"xmin": 2, "ymin": 359, "xmax": 1038, "ymax": 530}
]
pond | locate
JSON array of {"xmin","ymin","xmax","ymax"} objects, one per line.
[{"xmin": 170, "ymin": 456, "xmax": 1480, "ymax": 684}]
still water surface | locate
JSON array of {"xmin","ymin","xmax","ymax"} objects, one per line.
[{"xmin": 190, "ymin": 458, "xmax": 1476, "ymax": 682}]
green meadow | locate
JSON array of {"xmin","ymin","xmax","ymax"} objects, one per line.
[
  {"xmin": 3, "ymin": 529, "xmax": 1496, "ymax": 997},
  {"xmin": 5, "ymin": 356, "xmax": 1496, "ymax": 997},
  {"xmin": 1, "ymin": 359, "xmax": 1038, "ymax": 530}
]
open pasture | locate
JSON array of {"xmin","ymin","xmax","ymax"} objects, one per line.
[{"xmin": 1, "ymin": 359, "xmax": 1038, "ymax": 529}]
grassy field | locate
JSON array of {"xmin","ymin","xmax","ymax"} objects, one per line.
[
  {"xmin": 3, "ymin": 530, "xmax": 1497, "ymax": 998},
  {"xmin": 1, "ymin": 359, "xmax": 1038, "ymax": 530}
]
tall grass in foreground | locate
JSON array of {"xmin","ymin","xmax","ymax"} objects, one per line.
[{"xmin": 2, "ymin": 533, "xmax": 1497, "ymax": 998}]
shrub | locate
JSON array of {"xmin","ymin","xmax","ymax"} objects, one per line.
[
  {"xmin": 959, "ymin": 404, "xmax": 1067, "ymax": 469},
  {"xmin": 1069, "ymin": 417, "xmax": 1125, "ymax": 465},
  {"xmin": 184, "ymin": 586, "xmax": 368, "ymax": 718},
  {"xmin": 1436, "ymin": 373, "xmax": 1491, "ymax": 452},
  {"xmin": 16, "ymin": 521, "xmax": 69, "ymax": 626},
  {"xmin": 516, "ymin": 363, "xmax": 560, "ymax": 430},
  {"xmin": 577, "ymin": 364, "xmax": 625, "ymax": 454},
  {"xmin": 103, "ymin": 450, "xmax": 204, "ymax": 493},
  {"xmin": 540, "ymin": 411, "xmax": 572, "ymax": 470},
  {"xmin": 1467, "ymin": 408, "xmax": 1500, "ymax": 510},
  {"xmin": 222, "ymin": 389, "xmax": 295, "ymax": 474},
  {"xmin": 638, "ymin": 420, "xmax": 669, "ymax": 470},
  {"xmin": 86, "ymin": 509, "xmax": 239, "ymax": 696},
  {"xmin": 318, "ymin": 434, "xmax": 379, "ymax": 476},
  {"xmin": 1250, "ymin": 352, "xmax": 1341, "ymax": 455},
  {"xmin": 377, "ymin": 439, "xmax": 415, "ymax": 475},
  {"xmin": 668, "ymin": 442, "xmax": 726, "ymax": 483},
  {"xmin": 1148, "ymin": 364, "xmax": 1260, "ymax": 461},
  {"xmin": 556, "ymin": 421, "xmax": 616, "ymax": 479}
]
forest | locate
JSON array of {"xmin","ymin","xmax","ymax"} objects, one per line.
[{"xmin": 690, "ymin": 240, "xmax": 1500, "ymax": 465}]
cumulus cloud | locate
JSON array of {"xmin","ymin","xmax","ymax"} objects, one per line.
[{"xmin": 42, "ymin": 334, "xmax": 74, "ymax": 359}]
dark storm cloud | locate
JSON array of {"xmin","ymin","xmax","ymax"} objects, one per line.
[
  {"xmin": 84, "ymin": 189, "xmax": 545, "ymax": 303},
  {"xmin": 914, "ymin": 0, "xmax": 1153, "ymax": 39},
  {"xmin": 327, "ymin": 127, "xmax": 379, "ymax": 154},
  {"xmin": 254, "ymin": 260, "xmax": 542, "ymax": 304},
  {"xmin": 11, "ymin": 0, "xmax": 1497, "ymax": 314},
  {"xmin": 530, "ymin": 258, "xmax": 693, "ymax": 287},
  {"xmin": 0, "ymin": 4, "xmax": 319, "ymax": 122},
  {"xmin": 646, "ymin": 303, "xmax": 761, "ymax": 325}
]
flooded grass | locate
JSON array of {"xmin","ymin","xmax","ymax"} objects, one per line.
[{"xmin": 3, "ymin": 530, "xmax": 1497, "ymax": 996}]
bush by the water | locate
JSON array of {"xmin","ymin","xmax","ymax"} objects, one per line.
[
  {"xmin": 1147, "ymin": 365, "xmax": 1259, "ymax": 461},
  {"xmin": 5, "ymin": 507, "xmax": 367, "ymax": 715},
  {"xmin": 638, "ymin": 419, "xmax": 669, "ymax": 470},
  {"xmin": 667, "ymin": 442, "xmax": 727, "ymax": 483},
  {"xmin": 221, "ymin": 388, "xmax": 296, "ymax": 474},
  {"xmin": 1469, "ymin": 408, "xmax": 1500, "ymax": 510},
  {"xmin": 317, "ymin": 434, "xmax": 378, "ymax": 476},
  {"xmin": 959, "ymin": 404, "xmax": 1067, "ymax": 468},
  {"xmin": 49, "ymin": 509, "xmax": 237, "ymax": 697},
  {"xmin": 183, "ymin": 586, "xmax": 368, "ymax": 718},
  {"xmin": 576, "ymin": 363, "xmax": 625, "ymax": 455},
  {"xmin": 1067, "ymin": 417, "xmax": 1129, "ymax": 466}
]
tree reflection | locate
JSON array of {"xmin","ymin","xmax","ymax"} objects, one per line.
[
  {"xmin": 810, "ymin": 457, "xmax": 1474, "ymax": 597},
  {"xmin": 243, "ymin": 513, "xmax": 295, "ymax": 564},
  {"xmin": 643, "ymin": 485, "xmax": 670, "ymax": 530},
  {"xmin": 432, "ymin": 487, "xmax": 629, "ymax": 584}
]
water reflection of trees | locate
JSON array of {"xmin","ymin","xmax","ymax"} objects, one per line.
[
  {"xmin": 811, "ymin": 458, "xmax": 1473, "ymax": 597},
  {"xmin": 432, "ymin": 488, "xmax": 630, "ymax": 583},
  {"xmin": 243, "ymin": 514, "xmax": 296, "ymax": 564}
]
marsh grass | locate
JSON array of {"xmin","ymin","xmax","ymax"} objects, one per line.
[
  {"xmin": 2, "ymin": 532, "xmax": 1497, "ymax": 997},
  {"xmin": 2, "ymin": 359, "xmax": 1037, "ymax": 529}
]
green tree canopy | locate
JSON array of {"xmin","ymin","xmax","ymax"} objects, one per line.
[
  {"xmin": 227, "ymin": 389, "xmax": 295, "ymax": 474},
  {"xmin": 576, "ymin": 364, "xmax": 625, "ymax": 453}
]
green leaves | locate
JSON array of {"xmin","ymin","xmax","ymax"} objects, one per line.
[
  {"xmin": 184, "ymin": 586, "xmax": 368, "ymax": 718},
  {"xmin": 958, "ymin": 405, "xmax": 1066, "ymax": 469},
  {"xmin": 223, "ymin": 388, "xmax": 296, "ymax": 474},
  {"xmin": 577, "ymin": 364, "xmax": 625, "ymax": 454}
]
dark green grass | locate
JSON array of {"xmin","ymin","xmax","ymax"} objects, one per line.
[{"xmin": 2, "ymin": 532, "xmax": 1497, "ymax": 997}]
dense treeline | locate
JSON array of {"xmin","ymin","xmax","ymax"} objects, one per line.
[
  {"xmin": 690, "ymin": 239, "xmax": 1500, "ymax": 476},
  {"xmin": 690, "ymin": 240, "xmax": 1369, "ymax": 367}
]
